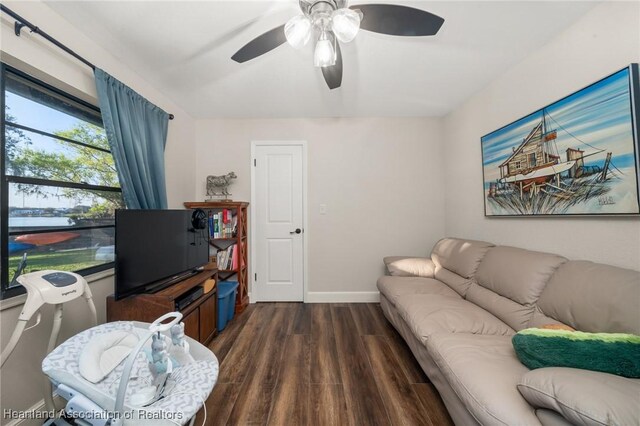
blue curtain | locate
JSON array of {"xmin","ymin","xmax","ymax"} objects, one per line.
[{"xmin": 94, "ymin": 68, "xmax": 169, "ymax": 209}]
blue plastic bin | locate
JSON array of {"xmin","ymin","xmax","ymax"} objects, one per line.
[{"xmin": 217, "ymin": 281, "xmax": 238, "ymax": 332}]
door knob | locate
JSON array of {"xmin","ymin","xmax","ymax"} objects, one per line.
[{"xmin": 290, "ymin": 228, "xmax": 302, "ymax": 234}]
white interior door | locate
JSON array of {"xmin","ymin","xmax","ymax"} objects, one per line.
[{"xmin": 253, "ymin": 143, "xmax": 305, "ymax": 301}]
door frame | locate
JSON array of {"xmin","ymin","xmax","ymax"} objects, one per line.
[{"xmin": 250, "ymin": 140, "xmax": 309, "ymax": 303}]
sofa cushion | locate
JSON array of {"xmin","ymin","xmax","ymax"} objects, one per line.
[
  {"xmin": 377, "ymin": 276, "xmax": 460, "ymax": 307},
  {"xmin": 466, "ymin": 283, "xmax": 537, "ymax": 331},
  {"xmin": 426, "ymin": 333, "xmax": 540, "ymax": 425},
  {"xmin": 536, "ymin": 260, "xmax": 640, "ymax": 334},
  {"xmin": 431, "ymin": 238, "xmax": 494, "ymax": 279},
  {"xmin": 383, "ymin": 256, "xmax": 435, "ymax": 277},
  {"xmin": 527, "ymin": 309, "xmax": 570, "ymax": 330},
  {"xmin": 518, "ymin": 368, "xmax": 640, "ymax": 426},
  {"xmin": 475, "ymin": 246, "xmax": 567, "ymax": 306},
  {"xmin": 395, "ymin": 294, "xmax": 514, "ymax": 344},
  {"xmin": 434, "ymin": 266, "xmax": 473, "ymax": 297},
  {"xmin": 535, "ymin": 409, "xmax": 573, "ymax": 426},
  {"xmin": 467, "ymin": 246, "xmax": 567, "ymax": 331}
]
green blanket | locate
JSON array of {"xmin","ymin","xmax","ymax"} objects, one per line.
[{"xmin": 512, "ymin": 328, "xmax": 640, "ymax": 378}]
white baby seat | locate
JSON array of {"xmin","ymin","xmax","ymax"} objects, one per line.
[
  {"xmin": 0, "ymin": 268, "xmax": 218, "ymax": 426},
  {"xmin": 42, "ymin": 320, "xmax": 218, "ymax": 426}
]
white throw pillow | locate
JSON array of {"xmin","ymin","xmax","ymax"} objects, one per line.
[{"xmin": 383, "ymin": 256, "xmax": 435, "ymax": 277}]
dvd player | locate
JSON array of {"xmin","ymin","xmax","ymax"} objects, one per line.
[{"xmin": 175, "ymin": 286, "xmax": 204, "ymax": 311}]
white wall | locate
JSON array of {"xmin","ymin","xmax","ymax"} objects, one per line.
[
  {"xmin": 442, "ymin": 1, "xmax": 640, "ymax": 270},
  {"xmin": 194, "ymin": 118, "xmax": 445, "ymax": 299},
  {"xmin": 0, "ymin": 2, "xmax": 196, "ymax": 422}
]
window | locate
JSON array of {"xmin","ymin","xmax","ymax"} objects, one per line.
[{"xmin": 1, "ymin": 64, "xmax": 123, "ymax": 299}]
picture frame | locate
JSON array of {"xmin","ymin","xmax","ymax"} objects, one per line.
[{"xmin": 481, "ymin": 64, "xmax": 640, "ymax": 217}]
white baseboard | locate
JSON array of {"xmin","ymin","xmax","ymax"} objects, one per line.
[{"xmin": 305, "ymin": 291, "xmax": 380, "ymax": 303}]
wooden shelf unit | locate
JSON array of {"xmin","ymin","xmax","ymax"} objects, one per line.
[
  {"xmin": 184, "ymin": 201, "xmax": 249, "ymax": 313},
  {"xmin": 107, "ymin": 269, "xmax": 218, "ymax": 345}
]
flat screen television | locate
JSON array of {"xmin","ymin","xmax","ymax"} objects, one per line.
[{"xmin": 114, "ymin": 209, "xmax": 209, "ymax": 300}]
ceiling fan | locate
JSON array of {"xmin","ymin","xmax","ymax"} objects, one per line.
[{"xmin": 231, "ymin": 1, "xmax": 444, "ymax": 90}]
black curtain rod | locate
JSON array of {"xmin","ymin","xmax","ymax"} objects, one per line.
[{"xmin": 0, "ymin": 4, "xmax": 175, "ymax": 120}]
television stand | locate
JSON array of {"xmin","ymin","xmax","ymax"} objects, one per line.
[
  {"xmin": 107, "ymin": 269, "xmax": 218, "ymax": 345},
  {"xmin": 145, "ymin": 269, "xmax": 200, "ymax": 295}
]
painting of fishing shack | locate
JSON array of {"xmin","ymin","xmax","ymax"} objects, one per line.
[{"xmin": 482, "ymin": 64, "xmax": 640, "ymax": 216}]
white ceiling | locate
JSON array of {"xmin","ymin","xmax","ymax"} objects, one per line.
[{"xmin": 45, "ymin": 1, "xmax": 598, "ymax": 118}]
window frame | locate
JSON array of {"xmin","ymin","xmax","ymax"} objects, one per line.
[{"xmin": 1, "ymin": 63, "xmax": 120, "ymax": 299}]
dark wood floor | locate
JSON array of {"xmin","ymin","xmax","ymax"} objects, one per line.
[{"xmin": 196, "ymin": 303, "xmax": 453, "ymax": 426}]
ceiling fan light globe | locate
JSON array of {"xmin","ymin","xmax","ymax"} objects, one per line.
[
  {"xmin": 331, "ymin": 8, "xmax": 360, "ymax": 43},
  {"xmin": 314, "ymin": 38, "xmax": 336, "ymax": 67},
  {"xmin": 285, "ymin": 15, "xmax": 312, "ymax": 49}
]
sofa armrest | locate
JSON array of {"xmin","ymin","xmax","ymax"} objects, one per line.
[
  {"xmin": 517, "ymin": 367, "xmax": 640, "ymax": 426},
  {"xmin": 383, "ymin": 256, "xmax": 435, "ymax": 278}
]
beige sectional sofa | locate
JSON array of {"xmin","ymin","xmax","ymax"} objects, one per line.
[{"xmin": 378, "ymin": 238, "xmax": 640, "ymax": 426}]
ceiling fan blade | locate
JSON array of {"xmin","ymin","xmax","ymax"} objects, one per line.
[
  {"xmin": 351, "ymin": 4, "xmax": 444, "ymax": 36},
  {"xmin": 321, "ymin": 42, "xmax": 343, "ymax": 90},
  {"xmin": 231, "ymin": 24, "xmax": 287, "ymax": 63}
]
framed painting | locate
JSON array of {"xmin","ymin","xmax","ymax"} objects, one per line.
[{"xmin": 481, "ymin": 64, "xmax": 640, "ymax": 217}]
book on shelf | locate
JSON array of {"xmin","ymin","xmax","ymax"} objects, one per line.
[
  {"xmin": 209, "ymin": 210, "xmax": 220, "ymax": 239},
  {"xmin": 232, "ymin": 214, "xmax": 238, "ymax": 237},
  {"xmin": 216, "ymin": 243, "xmax": 238, "ymax": 271},
  {"xmin": 209, "ymin": 209, "xmax": 238, "ymax": 239},
  {"xmin": 232, "ymin": 244, "xmax": 238, "ymax": 270},
  {"xmin": 208, "ymin": 212, "xmax": 214, "ymax": 239},
  {"xmin": 228, "ymin": 245, "xmax": 234, "ymax": 270}
]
